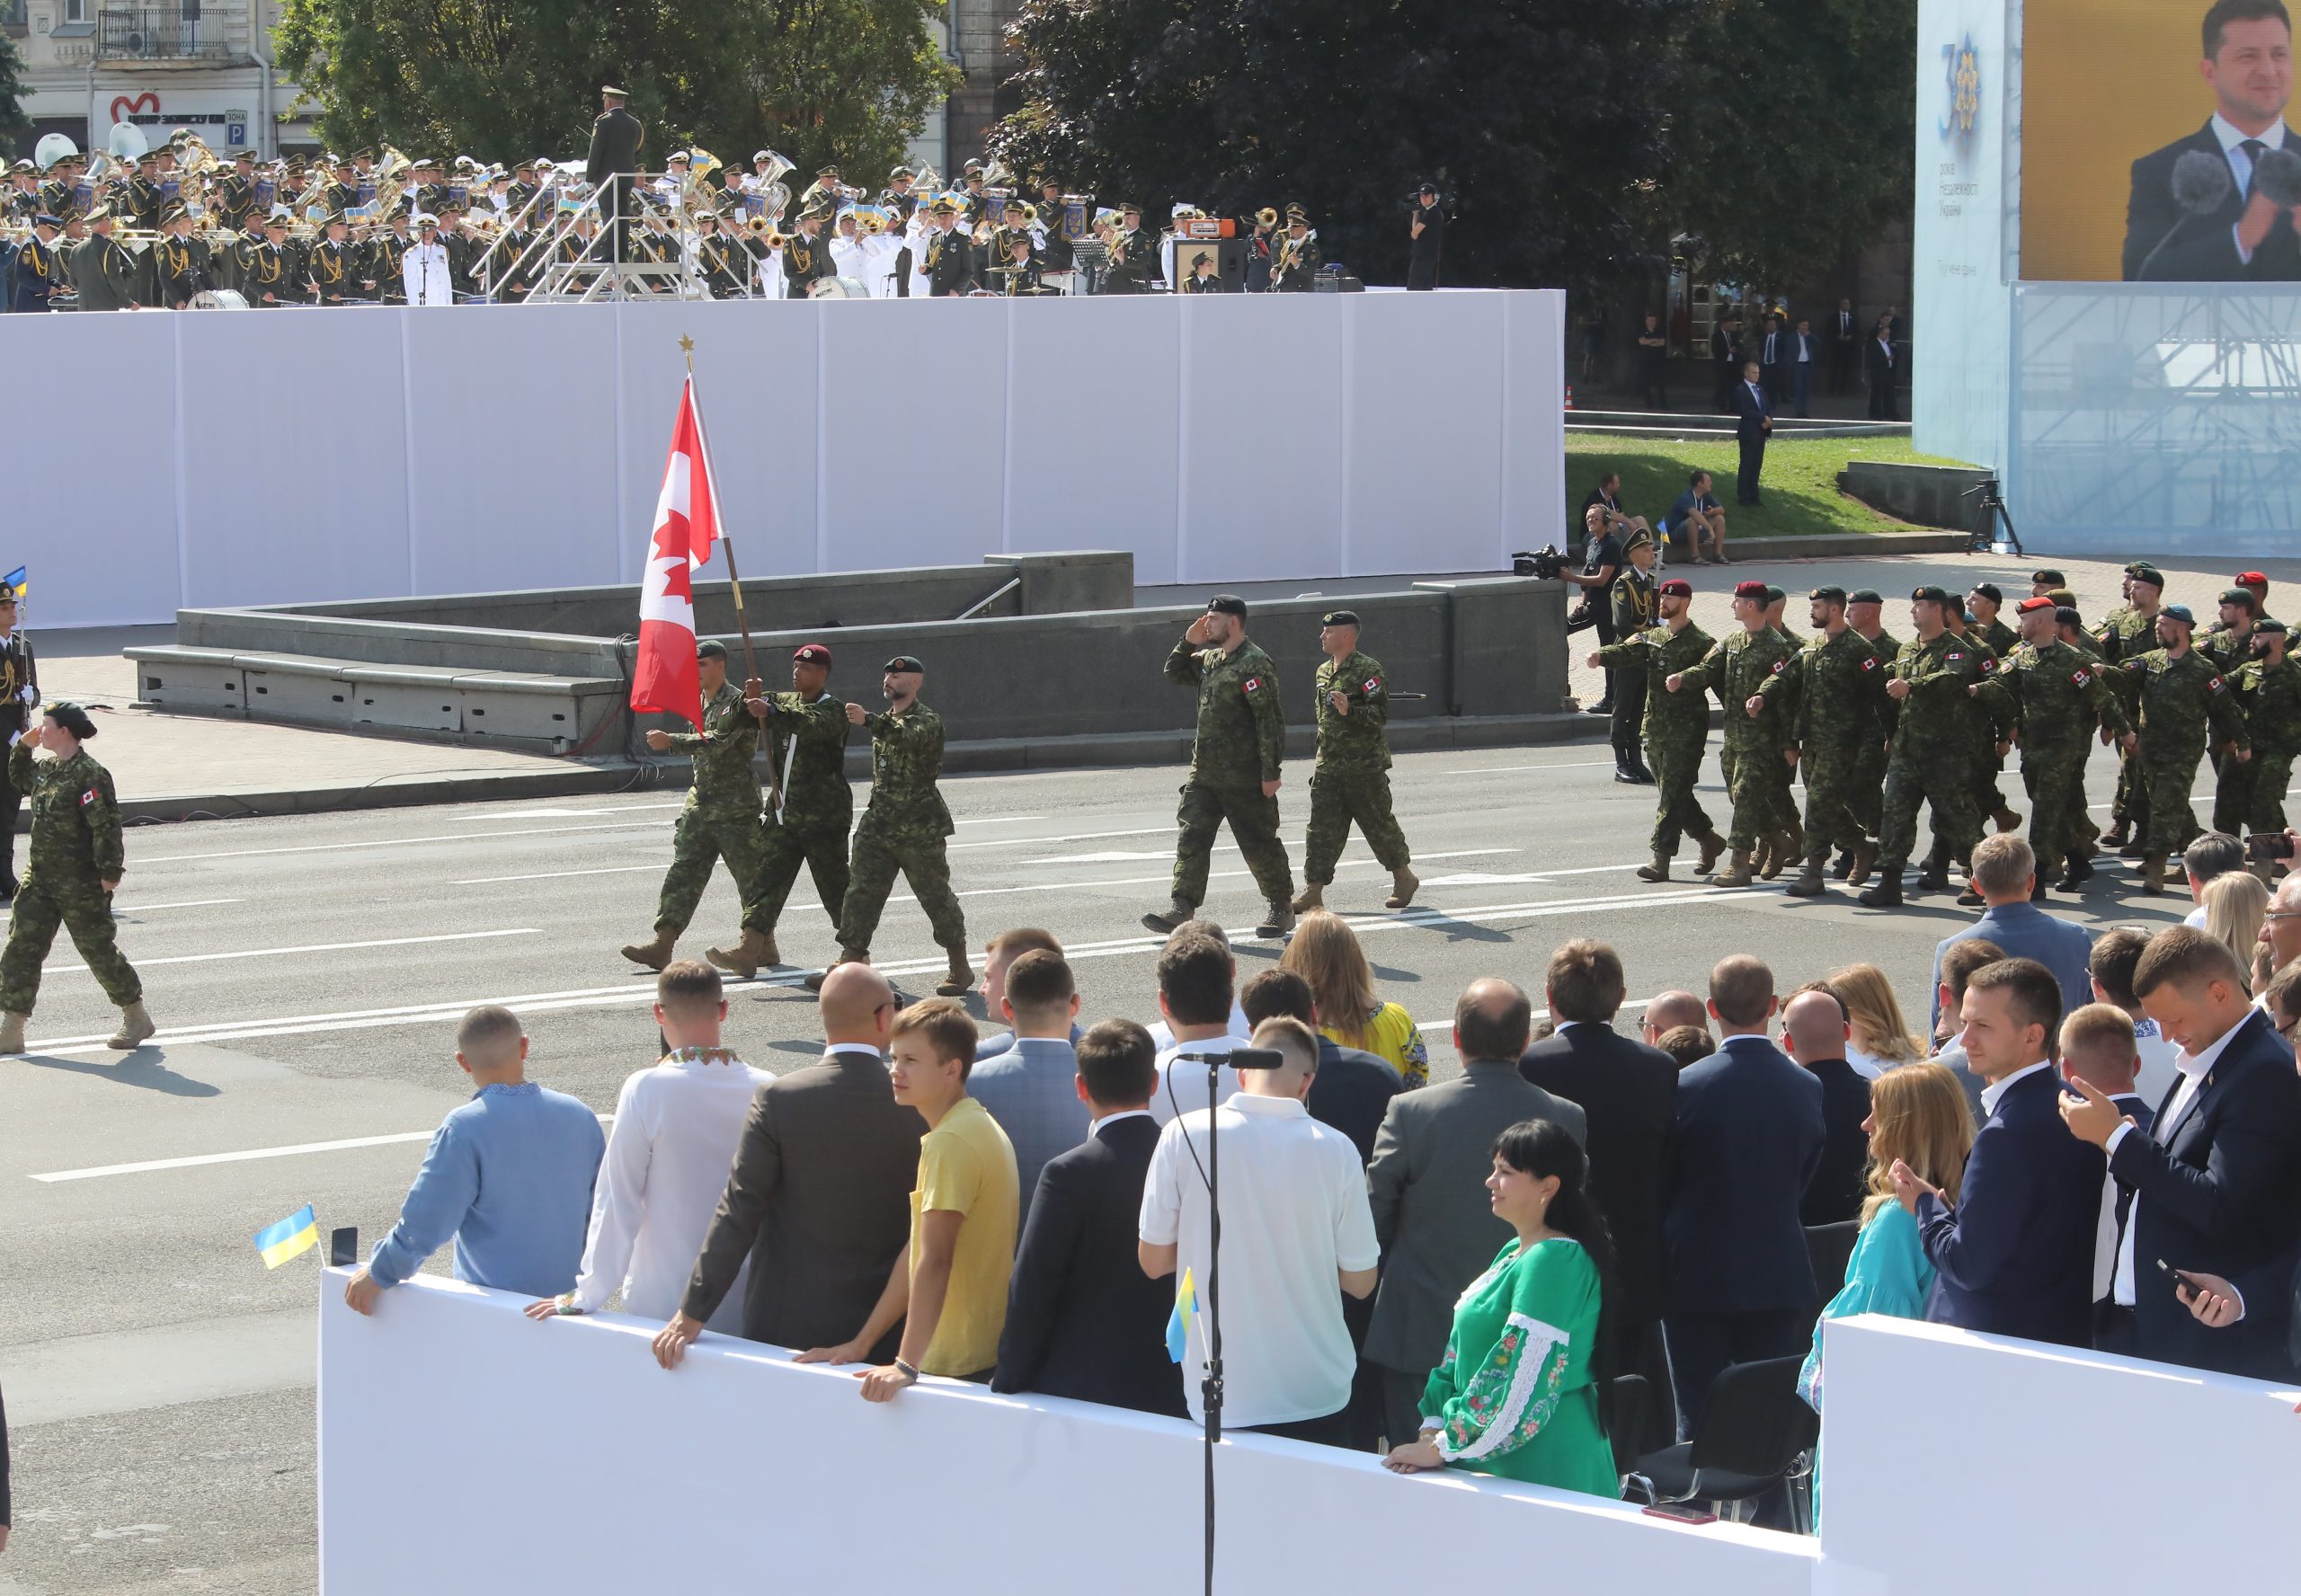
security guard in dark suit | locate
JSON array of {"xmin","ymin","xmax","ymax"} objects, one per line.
[{"xmin": 584, "ymin": 84, "xmax": 646, "ymax": 255}]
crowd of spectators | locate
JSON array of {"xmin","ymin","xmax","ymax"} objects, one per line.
[{"xmin": 338, "ymin": 854, "xmax": 2301, "ymax": 1523}]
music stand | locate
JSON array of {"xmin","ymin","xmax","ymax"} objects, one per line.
[{"xmin": 1069, "ymin": 237, "xmax": 1110, "ymax": 296}]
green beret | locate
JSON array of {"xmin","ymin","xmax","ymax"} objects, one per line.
[
  {"xmin": 2128, "ymin": 563, "xmax": 2164, "ymax": 588},
  {"xmin": 1762, "ymin": 585, "xmax": 1784, "ymax": 604},
  {"xmin": 1809, "ymin": 585, "xmax": 1847, "ymax": 604},
  {"xmin": 696, "ymin": 639, "xmax": 728, "ymax": 661},
  {"xmin": 2255, "ymin": 617, "xmax": 2288, "ymax": 635},
  {"xmin": 1848, "ymin": 589, "xmax": 1884, "ymax": 605},
  {"xmin": 2219, "ymin": 587, "xmax": 2259, "ymax": 609},
  {"xmin": 1912, "ymin": 585, "xmax": 1953, "ymax": 606},
  {"xmin": 883, "ymin": 654, "xmax": 925, "ymax": 675},
  {"xmin": 42, "ymin": 700, "xmax": 97, "ymax": 740},
  {"xmin": 1319, "ymin": 609, "xmax": 1361, "ymax": 627}
]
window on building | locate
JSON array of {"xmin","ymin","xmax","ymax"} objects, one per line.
[{"xmin": 64, "ymin": 0, "xmax": 87, "ymax": 23}]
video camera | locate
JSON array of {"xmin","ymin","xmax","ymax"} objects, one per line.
[{"xmin": 1513, "ymin": 545, "xmax": 1568, "ymax": 581}]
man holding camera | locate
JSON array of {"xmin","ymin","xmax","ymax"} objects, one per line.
[
  {"xmin": 1407, "ymin": 182, "xmax": 1446, "ymax": 290},
  {"xmin": 1564, "ymin": 501, "xmax": 1639, "ymax": 717}
]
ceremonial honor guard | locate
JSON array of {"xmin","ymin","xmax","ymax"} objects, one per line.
[
  {"xmin": 1604, "ymin": 532, "xmax": 1662, "ymax": 783},
  {"xmin": 0, "ymin": 583, "xmax": 37, "ymax": 897},
  {"xmin": 2113, "ymin": 604, "xmax": 2251, "ymax": 893},
  {"xmin": 1755, "ymin": 586, "xmax": 1888, "ymax": 899},
  {"xmin": 1293, "ymin": 609, "xmax": 1417, "ymax": 914},
  {"xmin": 11, "ymin": 216, "xmax": 63, "ymax": 312},
  {"xmin": 923, "ymin": 199, "xmax": 976, "ymax": 295},
  {"xmin": 0, "ymin": 702, "xmax": 154, "ymax": 1055},
  {"xmin": 1596, "ymin": 578, "xmax": 1725, "ymax": 882},
  {"xmin": 718, "ymin": 643, "xmax": 853, "ymax": 978},
  {"xmin": 1144, "ymin": 595, "xmax": 1297, "ymax": 939},
  {"xmin": 1268, "ymin": 204, "xmax": 1320, "ymax": 291},
  {"xmin": 1667, "ymin": 581, "xmax": 1797, "ymax": 888},
  {"xmin": 1996, "ymin": 596, "xmax": 2129, "ymax": 893},
  {"xmin": 621, "ymin": 641, "xmax": 773, "ymax": 972},
  {"xmin": 1854, "ymin": 587, "xmax": 1990, "ymax": 907},
  {"xmin": 813, "ymin": 656, "xmax": 973, "ymax": 997}
]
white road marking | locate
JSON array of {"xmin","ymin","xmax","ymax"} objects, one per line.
[
  {"xmin": 450, "ymin": 863, "xmax": 667, "ymax": 886},
  {"xmin": 137, "ymin": 820, "xmax": 669, "ymax": 864},
  {"xmin": 55, "ymin": 927, "xmax": 537, "ymax": 975},
  {"xmin": 112, "ymin": 898, "xmax": 244, "ymax": 913},
  {"xmin": 947, "ymin": 826, "xmax": 1174, "ymax": 852},
  {"xmin": 1025, "ymin": 850, "xmax": 1173, "ymax": 864},
  {"xmin": 1445, "ymin": 759, "xmax": 1628, "ymax": 775}
]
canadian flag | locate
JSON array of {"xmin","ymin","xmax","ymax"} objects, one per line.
[{"xmin": 630, "ymin": 375, "xmax": 723, "ymax": 727}]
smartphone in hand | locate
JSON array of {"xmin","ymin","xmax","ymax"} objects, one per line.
[{"xmin": 2154, "ymin": 1258, "xmax": 2205, "ymax": 1296}]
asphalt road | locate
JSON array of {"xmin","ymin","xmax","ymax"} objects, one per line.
[{"xmin": 0, "ymin": 734, "xmax": 2248, "ymax": 1593}]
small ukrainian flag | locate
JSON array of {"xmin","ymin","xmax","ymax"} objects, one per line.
[
  {"xmin": 2, "ymin": 568, "xmax": 25, "ymax": 600},
  {"xmin": 1165, "ymin": 1266, "xmax": 1200, "ymax": 1364},
  {"xmin": 254, "ymin": 1204, "xmax": 319, "ymax": 1269}
]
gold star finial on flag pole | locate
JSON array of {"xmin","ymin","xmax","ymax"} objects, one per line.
[{"xmin": 679, "ymin": 333, "xmax": 695, "ymax": 371}]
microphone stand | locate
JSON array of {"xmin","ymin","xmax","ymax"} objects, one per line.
[{"xmin": 1204, "ymin": 1051, "xmax": 1222, "ymax": 1596}]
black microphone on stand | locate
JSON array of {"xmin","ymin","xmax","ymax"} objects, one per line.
[
  {"xmin": 1167, "ymin": 1044, "xmax": 1284, "ymax": 1596},
  {"xmin": 2135, "ymin": 149, "xmax": 2235, "ymax": 279}
]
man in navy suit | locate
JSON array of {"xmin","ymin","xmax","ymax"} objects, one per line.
[
  {"xmin": 1665, "ymin": 955, "xmax": 1825, "ymax": 1430},
  {"xmin": 1731, "ymin": 359, "xmax": 1772, "ymax": 506},
  {"xmin": 1893, "ymin": 958, "xmax": 2103, "ymax": 1346},
  {"xmin": 2059, "ymin": 928, "xmax": 2301, "ymax": 1376},
  {"xmin": 992, "ymin": 1019, "xmax": 1186, "ymax": 1416},
  {"xmin": 2121, "ymin": 1, "xmax": 2301, "ymax": 282}
]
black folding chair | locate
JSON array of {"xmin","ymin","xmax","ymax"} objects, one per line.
[
  {"xmin": 1625, "ymin": 1355, "xmax": 1819, "ymax": 1530},
  {"xmin": 1607, "ymin": 1373, "xmax": 1650, "ymax": 1486},
  {"xmin": 1806, "ymin": 1219, "xmax": 1861, "ymax": 1308}
]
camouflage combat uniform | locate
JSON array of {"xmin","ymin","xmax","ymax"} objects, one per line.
[
  {"xmin": 2094, "ymin": 606, "xmax": 2159, "ymax": 839},
  {"xmin": 2115, "ymin": 647, "xmax": 2249, "ymax": 863},
  {"xmin": 2222, "ymin": 652, "xmax": 2300, "ymax": 837},
  {"xmin": 1675, "ymin": 625, "xmax": 1797, "ymax": 854},
  {"xmin": 1165, "ymin": 636, "xmax": 1294, "ymax": 910},
  {"xmin": 0, "ymin": 739, "xmax": 142, "ymax": 1015},
  {"xmin": 750, "ymin": 688, "xmax": 853, "ymax": 935},
  {"xmin": 652, "ymin": 678, "xmax": 768, "ymax": 937},
  {"xmin": 1870, "ymin": 632, "xmax": 1988, "ymax": 887},
  {"xmin": 1846, "ymin": 625, "xmax": 1902, "ymax": 840},
  {"xmin": 834, "ymin": 700, "xmax": 968, "ymax": 956},
  {"xmin": 1760, "ymin": 626, "xmax": 1887, "ymax": 870},
  {"xmin": 1595, "ymin": 620, "xmax": 1719, "ymax": 861},
  {"xmin": 1997, "ymin": 639, "xmax": 2128, "ymax": 879},
  {"xmin": 1302, "ymin": 649, "xmax": 1411, "ymax": 886}
]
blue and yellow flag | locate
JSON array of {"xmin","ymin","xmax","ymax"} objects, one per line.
[
  {"xmin": 1, "ymin": 568, "xmax": 24, "ymax": 601},
  {"xmin": 254, "ymin": 1204, "xmax": 318, "ymax": 1269},
  {"xmin": 1165, "ymin": 1266, "xmax": 1200, "ymax": 1363}
]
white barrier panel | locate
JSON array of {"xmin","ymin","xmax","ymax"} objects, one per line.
[
  {"xmin": 316, "ymin": 1269, "xmax": 1810, "ymax": 1596},
  {"xmin": 1818, "ymin": 1315, "xmax": 2301, "ymax": 1592},
  {"xmin": 1, "ymin": 291, "xmax": 1565, "ymax": 628}
]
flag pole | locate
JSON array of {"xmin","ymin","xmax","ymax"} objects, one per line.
[{"xmin": 682, "ymin": 333, "xmax": 780, "ymax": 814}]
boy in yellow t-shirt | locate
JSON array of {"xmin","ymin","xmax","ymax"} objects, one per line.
[{"xmin": 797, "ymin": 998, "xmax": 1019, "ymax": 1396}]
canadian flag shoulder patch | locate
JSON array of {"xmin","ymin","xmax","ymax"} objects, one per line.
[
  {"xmin": 1947, "ymin": 650, "xmax": 1964, "ymax": 661},
  {"xmin": 1770, "ymin": 658, "xmax": 1787, "ymax": 674},
  {"xmin": 1860, "ymin": 656, "xmax": 1877, "ymax": 671},
  {"xmin": 2072, "ymin": 670, "xmax": 2092, "ymax": 687},
  {"xmin": 2208, "ymin": 675, "xmax": 2225, "ymax": 691},
  {"xmin": 1981, "ymin": 655, "xmax": 1998, "ymax": 672},
  {"xmin": 1242, "ymin": 676, "xmax": 1263, "ymax": 694},
  {"xmin": 1363, "ymin": 677, "xmax": 1381, "ymax": 694},
  {"xmin": 79, "ymin": 788, "xmax": 97, "ymax": 808}
]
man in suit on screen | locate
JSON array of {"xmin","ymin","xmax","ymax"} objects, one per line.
[{"xmin": 2122, "ymin": 0, "xmax": 2301, "ymax": 281}]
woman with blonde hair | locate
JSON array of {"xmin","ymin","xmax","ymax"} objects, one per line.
[
  {"xmin": 1278, "ymin": 909, "xmax": 1429, "ymax": 1087},
  {"xmin": 2202, "ymin": 870, "xmax": 2270, "ymax": 991},
  {"xmin": 1797, "ymin": 1062, "xmax": 1974, "ymax": 1522},
  {"xmin": 1826, "ymin": 962, "xmax": 1925, "ymax": 1078}
]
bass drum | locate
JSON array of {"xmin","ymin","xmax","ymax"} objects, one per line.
[
  {"xmin": 189, "ymin": 288, "xmax": 251, "ymax": 310},
  {"xmin": 807, "ymin": 275, "xmax": 869, "ymax": 299}
]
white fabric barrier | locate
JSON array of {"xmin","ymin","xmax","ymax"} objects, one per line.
[
  {"xmin": 315, "ymin": 1268, "xmax": 1808, "ymax": 1596},
  {"xmin": 0, "ymin": 291, "xmax": 1565, "ymax": 628}
]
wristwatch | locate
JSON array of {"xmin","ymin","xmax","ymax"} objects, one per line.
[{"xmin": 893, "ymin": 1358, "xmax": 920, "ymax": 1384}]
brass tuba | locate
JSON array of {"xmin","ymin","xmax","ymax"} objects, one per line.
[
  {"xmin": 1256, "ymin": 206, "xmax": 1278, "ymax": 230},
  {"xmin": 683, "ymin": 147, "xmax": 722, "ymax": 207}
]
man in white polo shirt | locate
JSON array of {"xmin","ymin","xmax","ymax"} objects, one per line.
[{"xmin": 1138, "ymin": 1016, "xmax": 1381, "ymax": 1446}]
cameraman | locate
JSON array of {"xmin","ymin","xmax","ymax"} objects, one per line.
[
  {"xmin": 1407, "ymin": 182, "xmax": 1445, "ymax": 290},
  {"xmin": 1563, "ymin": 503, "xmax": 1634, "ymax": 715}
]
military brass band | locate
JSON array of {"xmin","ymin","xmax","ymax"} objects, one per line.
[{"xmin": 4, "ymin": 125, "xmax": 1347, "ymax": 309}]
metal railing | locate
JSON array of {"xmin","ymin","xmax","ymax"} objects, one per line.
[{"xmin": 97, "ymin": 4, "xmax": 249, "ymax": 61}]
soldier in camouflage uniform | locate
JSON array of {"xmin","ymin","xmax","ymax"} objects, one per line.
[
  {"xmin": 0, "ymin": 701, "xmax": 153, "ymax": 1053},
  {"xmin": 2200, "ymin": 585, "xmax": 2261, "ymax": 677},
  {"xmin": 1292, "ymin": 609, "xmax": 1417, "ymax": 914},
  {"xmin": 1840, "ymin": 588, "xmax": 1902, "ymax": 877},
  {"xmin": 622, "ymin": 641, "xmax": 769, "ymax": 972},
  {"xmin": 2051, "ymin": 601, "xmax": 2111, "ymax": 871},
  {"xmin": 1667, "ymin": 580, "xmax": 1796, "ymax": 888},
  {"xmin": 815, "ymin": 655, "xmax": 972, "ymax": 994},
  {"xmin": 1593, "ymin": 575, "xmax": 1723, "ymax": 882},
  {"xmin": 1755, "ymin": 586, "xmax": 1807, "ymax": 873},
  {"xmin": 1995, "ymin": 596, "xmax": 2130, "ymax": 895},
  {"xmin": 1146, "ymin": 595, "xmax": 1296, "ymax": 939},
  {"xmin": 1858, "ymin": 587, "xmax": 1991, "ymax": 907},
  {"xmin": 1756, "ymin": 586, "xmax": 1888, "ymax": 898},
  {"xmin": 2095, "ymin": 563, "xmax": 2163, "ymax": 850},
  {"xmin": 2112, "ymin": 604, "xmax": 2251, "ymax": 893},
  {"xmin": 718, "ymin": 642, "xmax": 853, "ymax": 978},
  {"xmin": 2220, "ymin": 618, "xmax": 2300, "ymax": 846},
  {"xmin": 1942, "ymin": 600, "xmax": 2021, "ymax": 862}
]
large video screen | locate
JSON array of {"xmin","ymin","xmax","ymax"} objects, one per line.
[{"xmin": 2026, "ymin": 0, "xmax": 2299, "ymax": 281}]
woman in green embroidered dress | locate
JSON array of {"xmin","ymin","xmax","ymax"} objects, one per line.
[{"xmin": 1381, "ymin": 1118, "xmax": 1619, "ymax": 1497}]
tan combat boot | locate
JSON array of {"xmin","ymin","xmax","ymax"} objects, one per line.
[
  {"xmin": 937, "ymin": 949, "xmax": 974, "ymax": 998},
  {"xmin": 1694, "ymin": 829, "xmax": 1727, "ymax": 874},
  {"xmin": 618, "ymin": 926, "xmax": 679, "ymax": 971},
  {"xmin": 1384, "ymin": 867, "xmax": 1419, "ymax": 910},
  {"xmin": 108, "ymin": 1001, "xmax": 155, "ymax": 1051},
  {"xmin": 1847, "ymin": 839, "xmax": 1879, "ymax": 888},
  {"xmin": 1257, "ymin": 899, "xmax": 1296, "ymax": 938},
  {"xmin": 2140, "ymin": 854, "xmax": 2168, "ymax": 893},
  {"xmin": 1784, "ymin": 858, "xmax": 1828, "ymax": 899},
  {"xmin": 1993, "ymin": 802, "xmax": 2024, "ymax": 833},
  {"xmin": 804, "ymin": 945, "xmax": 871, "ymax": 993},
  {"xmin": 1714, "ymin": 848, "xmax": 1756, "ymax": 888},
  {"xmin": 1635, "ymin": 850, "xmax": 1671, "ymax": 883},
  {"xmin": 1760, "ymin": 831, "xmax": 1796, "ymax": 882},
  {"xmin": 0, "ymin": 1012, "xmax": 25, "ymax": 1054},
  {"xmin": 706, "ymin": 928, "xmax": 776, "ymax": 980},
  {"xmin": 1290, "ymin": 882, "xmax": 1325, "ymax": 913},
  {"xmin": 1141, "ymin": 899, "xmax": 1195, "ymax": 935}
]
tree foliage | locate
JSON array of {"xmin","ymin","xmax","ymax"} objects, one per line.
[
  {"xmin": 0, "ymin": 30, "xmax": 31, "ymax": 155},
  {"xmin": 992, "ymin": 0, "xmax": 1915, "ymax": 292},
  {"xmin": 276, "ymin": 0, "xmax": 957, "ymax": 177},
  {"xmin": 993, "ymin": 0, "xmax": 1700, "ymax": 291}
]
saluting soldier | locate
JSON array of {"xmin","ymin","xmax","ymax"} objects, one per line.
[
  {"xmin": 0, "ymin": 702, "xmax": 154, "ymax": 1056},
  {"xmin": 1595, "ymin": 576, "xmax": 1725, "ymax": 883},
  {"xmin": 0, "ymin": 582, "xmax": 37, "ymax": 897},
  {"xmin": 1145, "ymin": 595, "xmax": 1297, "ymax": 938},
  {"xmin": 619, "ymin": 641, "xmax": 771, "ymax": 971},
  {"xmin": 1292, "ymin": 609, "xmax": 1417, "ymax": 915},
  {"xmin": 718, "ymin": 643, "xmax": 854, "ymax": 978},
  {"xmin": 2226, "ymin": 619, "xmax": 2301, "ymax": 847},
  {"xmin": 813, "ymin": 656, "xmax": 973, "ymax": 997},
  {"xmin": 1995, "ymin": 596, "xmax": 2130, "ymax": 896},
  {"xmin": 1756, "ymin": 586, "xmax": 1888, "ymax": 899},
  {"xmin": 2114, "ymin": 604, "xmax": 2251, "ymax": 893},
  {"xmin": 2097, "ymin": 561, "xmax": 2164, "ymax": 850},
  {"xmin": 1856, "ymin": 587, "xmax": 1991, "ymax": 908},
  {"xmin": 1666, "ymin": 580, "xmax": 1797, "ymax": 889},
  {"xmin": 1605, "ymin": 532, "xmax": 1662, "ymax": 784}
]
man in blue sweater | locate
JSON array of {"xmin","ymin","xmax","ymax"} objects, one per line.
[{"xmin": 344, "ymin": 1006, "xmax": 606, "ymax": 1313}]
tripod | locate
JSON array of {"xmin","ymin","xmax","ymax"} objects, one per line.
[{"xmin": 1962, "ymin": 475, "xmax": 2024, "ymax": 557}]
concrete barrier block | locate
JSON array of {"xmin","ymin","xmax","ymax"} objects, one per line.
[
  {"xmin": 342, "ymin": 664, "xmax": 468, "ymax": 734},
  {"xmin": 455, "ymin": 672, "xmax": 625, "ymax": 752},
  {"xmin": 126, "ymin": 646, "xmax": 247, "ymax": 714},
  {"xmin": 234, "ymin": 653, "xmax": 359, "ymax": 727}
]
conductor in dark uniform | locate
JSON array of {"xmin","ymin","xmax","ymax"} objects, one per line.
[
  {"xmin": 1406, "ymin": 182, "xmax": 1445, "ymax": 289},
  {"xmin": 585, "ymin": 84, "xmax": 645, "ymax": 260}
]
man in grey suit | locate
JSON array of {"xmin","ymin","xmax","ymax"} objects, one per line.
[
  {"xmin": 651, "ymin": 962, "xmax": 922, "ymax": 1370},
  {"xmin": 1364, "ymin": 978, "xmax": 1586, "ymax": 1448}
]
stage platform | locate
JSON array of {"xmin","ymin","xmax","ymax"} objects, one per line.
[{"xmin": 4, "ymin": 290, "xmax": 1565, "ymax": 630}]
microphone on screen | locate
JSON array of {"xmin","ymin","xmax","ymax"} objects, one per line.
[
  {"xmin": 2252, "ymin": 145, "xmax": 2301, "ymax": 209},
  {"xmin": 2135, "ymin": 149, "xmax": 2235, "ymax": 280}
]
